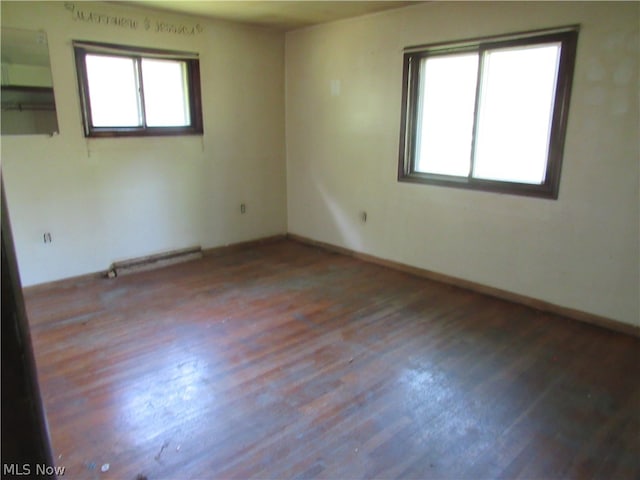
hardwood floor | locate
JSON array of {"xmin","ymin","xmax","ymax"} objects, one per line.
[{"xmin": 24, "ymin": 240, "xmax": 639, "ymax": 479}]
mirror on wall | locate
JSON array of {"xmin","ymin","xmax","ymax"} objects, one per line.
[{"xmin": 1, "ymin": 27, "xmax": 59, "ymax": 135}]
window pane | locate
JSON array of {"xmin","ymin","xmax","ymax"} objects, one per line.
[
  {"xmin": 473, "ymin": 43, "xmax": 561, "ymax": 184},
  {"xmin": 85, "ymin": 54, "xmax": 141, "ymax": 127},
  {"xmin": 141, "ymin": 59, "xmax": 190, "ymax": 127},
  {"xmin": 414, "ymin": 53, "xmax": 479, "ymax": 176}
]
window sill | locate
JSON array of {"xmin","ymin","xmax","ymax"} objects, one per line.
[
  {"xmin": 398, "ymin": 172, "xmax": 559, "ymax": 199},
  {"xmin": 84, "ymin": 127, "xmax": 203, "ymax": 138}
]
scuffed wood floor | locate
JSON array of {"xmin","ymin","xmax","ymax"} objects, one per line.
[{"xmin": 24, "ymin": 240, "xmax": 640, "ymax": 479}]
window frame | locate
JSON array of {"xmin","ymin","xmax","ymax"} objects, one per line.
[
  {"xmin": 73, "ymin": 41, "xmax": 203, "ymax": 138},
  {"xmin": 398, "ymin": 27, "xmax": 579, "ymax": 199}
]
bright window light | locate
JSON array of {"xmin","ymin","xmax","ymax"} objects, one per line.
[
  {"xmin": 415, "ymin": 53, "xmax": 479, "ymax": 176},
  {"xmin": 141, "ymin": 58, "xmax": 190, "ymax": 127},
  {"xmin": 74, "ymin": 41, "xmax": 203, "ymax": 137},
  {"xmin": 398, "ymin": 27, "xmax": 578, "ymax": 198},
  {"xmin": 473, "ymin": 44, "xmax": 561, "ymax": 184},
  {"xmin": 85, "ymin": 54, "xmax": 141, "ymax": 127}
]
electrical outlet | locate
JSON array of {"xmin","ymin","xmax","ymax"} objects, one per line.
[
  {"xmin": 360, "ymin": 211, "xmax": 367, "ymax": 223},
  {"xmin": 43, "ymin": 232, "xmax": 52, "ymax": 243},
  {"xmin": 240, "ymin": 203, "xmax": 246, "ymax": 214}
]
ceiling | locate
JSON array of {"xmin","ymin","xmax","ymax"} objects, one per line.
[{"xmin": 116, "ymin": 1, "xmax": 421, "ymax": 31}]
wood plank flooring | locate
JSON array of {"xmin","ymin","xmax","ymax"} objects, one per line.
[{"xmin": 23, "ymin": 240, "xmax": 640, "ymax": 479}]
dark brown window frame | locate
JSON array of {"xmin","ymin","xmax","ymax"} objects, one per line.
[
  {"xmin": 73, "ymin": 41, "xmax": 203, "ymax": 138},
  {"xmin": 398, "ymin": 26, "xmax": 579, "ymax": 199}
]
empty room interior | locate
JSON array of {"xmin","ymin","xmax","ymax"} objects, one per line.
[{"xmin": 1, "ymin": 0, "xmax": 639, "ymax": 478}]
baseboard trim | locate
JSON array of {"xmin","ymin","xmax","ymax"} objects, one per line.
[
  {"xmin": 287, "ymin": 233, "xmax": 639, "ymax": 338},
  {"xmin": 23, "ymin": 235, "xmax": 287, "ymax": 294},
  {"xmin": 110, "ymin": 246, "xmax": 203, "ymax": 277},
  {"xmin": 202, "ymin": 234, "xmax": 287, "ymax": 256},
  {"xmin": 23, "ymin": 271, "xmax": 105, "ymax": 296},
  {"xmin": 22, "ymin": 232, "xmax": 637, "ymax": 338}
]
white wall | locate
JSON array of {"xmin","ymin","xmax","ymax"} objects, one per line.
[
  {"xmin": 1, "ymin": 1, "xmax": 287, "ymax": 286},
  {"xmin": 3, "ymin": 1, "xmax": 638, "ymax": 327},
  {"xmin": 285, "ymin": 2, "xmax": 639, "ymax": 326}
]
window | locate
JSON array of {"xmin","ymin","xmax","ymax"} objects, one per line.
[
  {"xmin": 398, "ymin": 27, "xmax": 578, "ymax": 198},
  {"xmin": 73, "ymin": 41, "xmax": 203, "ymax": 137}
]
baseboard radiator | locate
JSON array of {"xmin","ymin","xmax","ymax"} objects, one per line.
[{"xmin": 107, "ymin": 246, "xmax": 203, "ymax": 278}]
